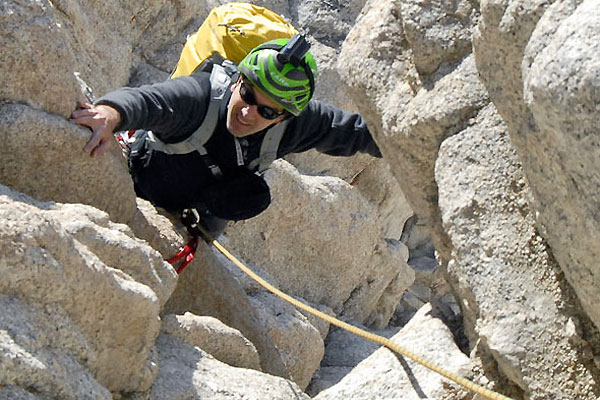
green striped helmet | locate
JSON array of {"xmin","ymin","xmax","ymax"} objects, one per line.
[{"xmin": 238, "ymin": 36, "xmax": 318, "ymax": 116}]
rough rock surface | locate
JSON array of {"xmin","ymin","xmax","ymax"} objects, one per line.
[
  {"xmin": 162, "ymin": 242, "xmax": 291, "ymax": 379},
  {"xmin": 0, "ymin": 385, "xmax": 53, "ymax": 400},
  {"xmin": 226, "ymin": 160, "xmax": 413, "ymax": 328},
  {"xmin": 436, "ymin": 104, "xmax": 599, "ymax": 399},
  {"xmin": 313, "ymin": 304, "xmax": 475, "ymax": 400},
  {"xmin": 0, "ymin": 0, "xmax": 166, "ymax": 117},
  {"xmin": 337, "ymin": 0, "xmax": 600, "ymax": 398},
  {"xmin": 286, "ymin": 154, "xmax": 413, "ymax": 243},
  {"xmin": 248, "ymin": 291, "xmax": 324, "ymax": 390},
  {"xmin": 297, "ymin": 0, "xmax": 365, "ymax": 47},
  {"xmin": 133, "ymin": 0, "xmax": 209, "ymax": 74},
  {"xmin": 475, "ymin": 0, "xmax": 600, "ymax": 333},
  {"xmin": 0, "ymin": 184, "xmax": 174, "ymax": 394},
  {"xmin": 161, "ymin": 313, "xmax": 261, "ymax": 371},
  {"xmin": 165, "ymin": 241, "xmax": 327, "ymax": 390},
  {"xmin": 0, "ymin": 296, "xmax": 112, "ymax": 400},
  {"xmin": 401, "ymin": 0, "xmax": 477, "ymax": 75},
  {"xmin": 0, "ymin": 103, "xmax": 138, "ymax": 225},
  {"xmin": 1, "ymin": 0, "xmax": 82, "ymax": 117},
  {"xmin": 151, "ymin": 333, "xmax": 310, "ymax": 400},
  {"xmin": 306, "ymin": 321, "xmax": 395, "ymax": 396},
  {"xmin": 338, "ymin": 0, "xmax": 488, "ymax": 259}
]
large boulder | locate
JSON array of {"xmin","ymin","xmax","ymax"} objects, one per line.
[
  {"xmin": 338, "ymin": 0, "xmax": 600, "ymax": 396},
  {"xmin": 1, "ymin": 0, "xmax": 80, "ymax": 117},
  {"xmin": 0, "ymin": 296, "xmax": 111, "ymax": 400},
  {"xmin": 337, "ymin": 0, "xmax": 487, "ymax": 259},
  {"xmin": 0, "ymin": 184, "xmax": 176, "ymax": 394},
  {"xmin": 248, "ymin": 291, "xmax": 324, "ymax": 390},
  {"xmin": 0, "ymin": 103, "xmax": 138, "ymax": 225},
  {"xmin": 162, "ymin": 242, "xmax": 291, "ymax": 380},
  {"xmin": 286, "ymin": 155, "xmax": 413, "ymax": 242},
  {"xmin": 150, "ymin": 333, "xmax": 310, "ymax": 400},
  {"xmin": 0, "ymin": 0, "xmax": 166, "ymax": 118},
  {"xmin": 226, "ymin": 160, "xmax": 413, "ymax": 328},
  {"xmin": 474, "ymin": 0, "xmax": 600, "ymax": 331},
  {"xmin": 164, "ymin": 239, "xmax": 327, "ymax": 390},
  {"xmin": 436, "ymin": 104, "xmax": 598, "ymax": 399},
  {"xmin": 161, "ymin": 313, "xmax": 261, "ymax": 371}
]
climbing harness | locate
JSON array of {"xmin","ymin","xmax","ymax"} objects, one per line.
[{"xmin": 169, "ymin": 225, "xmax": 515, "ymax": 400}]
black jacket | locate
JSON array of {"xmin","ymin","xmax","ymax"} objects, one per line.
[{"xmin": 97, "ymin": 71, "xmax": 381, "ymax": 218}]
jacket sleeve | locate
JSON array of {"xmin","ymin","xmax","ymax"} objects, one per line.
[
  {"xmin": 281, "ymin": 99, "xmax": 382, "ymax": 158},
  {"xmin": 94, "ymin": 73, "xmax": 211, "ymax": 143}
]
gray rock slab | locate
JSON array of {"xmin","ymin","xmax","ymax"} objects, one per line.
[{"xmin": 151, "ymin": 333, "xmax": 310, "ymax": 400}]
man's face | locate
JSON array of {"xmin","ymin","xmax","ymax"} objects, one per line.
[{"xmin": 227, "ymin": 77, "xmax": 287, "ymax": 137}]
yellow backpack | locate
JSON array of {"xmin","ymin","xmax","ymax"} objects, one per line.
[{"xmin": 171, "ymin": 2, "xmax": 298, "ymax": 78}]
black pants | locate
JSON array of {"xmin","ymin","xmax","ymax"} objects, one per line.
[{"xmin": 197, "ymin": 209, "xmax": 229, "ymax": 239}]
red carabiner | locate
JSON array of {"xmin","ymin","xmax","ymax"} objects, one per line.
[{"xmin": 167, "ymin": 237, "xmax": 199, "ymax": 274}]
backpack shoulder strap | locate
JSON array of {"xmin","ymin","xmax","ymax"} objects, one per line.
[
  {"xmin": 146, "ymin": 63, "xmax": 234, "ymax": 155},
  {"xmin": 248, "ymin": 119, "xmax": 289, "ymax": 172}
]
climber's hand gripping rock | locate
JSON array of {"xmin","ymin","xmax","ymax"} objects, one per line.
[{"xmin": 70, "ymin": 101, "xmax": 121, "ymax": 157}]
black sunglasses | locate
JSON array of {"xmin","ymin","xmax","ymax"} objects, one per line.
[{"xmin": 239, "ymin": 80, "xmax": 286, "ymax": 120}]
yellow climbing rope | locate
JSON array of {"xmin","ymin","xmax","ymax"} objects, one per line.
[{"xmin": 202, "ymin": 234, "xmax": 514, "ymax": 400}]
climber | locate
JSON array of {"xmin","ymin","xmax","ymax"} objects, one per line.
[{"xmin": 70, "ymin": 35, "xmax": 381, "ymax": 238}]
